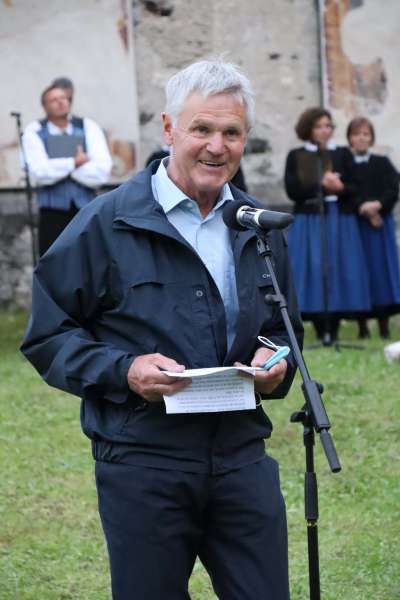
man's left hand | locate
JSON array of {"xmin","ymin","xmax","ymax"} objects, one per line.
[{"xmin": 234, "ymin": 347, "xmax": 287, "ymax": 395}]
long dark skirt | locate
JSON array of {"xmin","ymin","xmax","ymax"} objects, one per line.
[
  {"xmin": 288, "ymin": 203, "xmax": 371, "ymax": 316},
  {"xmin": 359, "ymin": 214, "xmax": 400, "ymax": 316}
]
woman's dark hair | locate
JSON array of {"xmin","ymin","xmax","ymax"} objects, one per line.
[
  {"xmin": 346, "ymin": 116, "xmax": 375, "ymax": 145},
  {"xmin": 295, "ymin": 107, "xmax": 333, "ymax": 141}
]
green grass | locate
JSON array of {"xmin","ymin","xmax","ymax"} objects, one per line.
[{"xmin": 1, "ymin": 311, "xmax": 399, "ymax": 599}]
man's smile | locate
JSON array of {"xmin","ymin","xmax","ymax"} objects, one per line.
[{"xmin": 199, "ymin": 160, "xmax": 225, "ymax": 167}]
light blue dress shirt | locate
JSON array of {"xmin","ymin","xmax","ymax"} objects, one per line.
[{"xmin": 151, "ymin": 159, "xmax": 239, "ymax": 351}]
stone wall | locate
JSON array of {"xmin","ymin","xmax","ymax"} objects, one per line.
[
  {"xmin": 133, "ymin": 0, "xmax": 321, "ymax": 204},
  {"xmin": 0, "ymin": 192, "xmax": 36, "ymax": 309}
]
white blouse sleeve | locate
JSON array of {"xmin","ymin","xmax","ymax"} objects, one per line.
[{"xmin": 70, "ymin": 118, "xmax": 113, "ymax": 189}]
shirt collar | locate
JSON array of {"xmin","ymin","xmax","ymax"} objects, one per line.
[
  {"xmin": 353, "ymin": 152, "xmax": 370, "ymax": 164},
  {"xmin": 47, "ymin": 116, "xmax": 73, "ymax": 135},
  {"xmin": 153, "ymin": 158, "xmax": 234, "ymax": 214},
  {"xmin": 304, "ymin": 140, "xmax": 337, "ymax": 152}
]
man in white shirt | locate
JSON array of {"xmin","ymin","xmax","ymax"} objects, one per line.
[{"xmin": 22, "ymin": 84, "xmax": 112, "ymax": 256}]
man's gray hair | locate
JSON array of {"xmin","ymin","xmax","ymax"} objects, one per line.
[{"xmin": 165, "ymin": 58, "xmax": 255, "ymax": 129}]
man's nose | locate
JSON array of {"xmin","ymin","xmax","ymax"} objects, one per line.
[{"xmin": 206, "ymin": 132, "xmax": 225, "ymax": 154}]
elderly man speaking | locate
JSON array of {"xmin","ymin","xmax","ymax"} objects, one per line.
[{"xmin": 21, "ymin": 59, "xmax": 303, "ymax": 599}]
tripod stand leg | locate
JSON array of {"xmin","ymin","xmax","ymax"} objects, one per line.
[
  {"xmin": 307, "ymin": 523, "xmax": 321, "ymax": 600},
  {"xmin": 304, "ymin": 427, "xmax": 321, "ymax": 600}
]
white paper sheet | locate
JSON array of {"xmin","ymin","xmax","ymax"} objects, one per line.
[{"xmin": 163, "ymin": 366, "xmax": 259, "ymax": 414}]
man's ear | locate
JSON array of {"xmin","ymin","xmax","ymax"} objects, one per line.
[{"xmin": 162, "ymin": 112, "xmax": 173, "ymax": 146}]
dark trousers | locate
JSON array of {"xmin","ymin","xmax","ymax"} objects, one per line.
[
  {"xmin": 95, "ymin": 456, "xmax": 290, "ymax": 600},
  {"xmin": 39, "ymin": 206, "xmax": 79, "ymax": 256}
]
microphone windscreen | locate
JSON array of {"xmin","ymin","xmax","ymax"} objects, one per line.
[
  {"xmin": 258, "ymin": 209, "xmax": 293, "ymax": 230},
  {"xmin": 222, "ymin": 200, "xmax": 250, "ymax": 231}
]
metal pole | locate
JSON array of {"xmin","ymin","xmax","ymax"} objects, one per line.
[{"xmin": 10, "ymin": 111, "xmax": 38, "ymax": 266}]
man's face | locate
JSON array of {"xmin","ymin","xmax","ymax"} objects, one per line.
[
  {"xmin": 162, "ymin": 92, "xmax": 248, "ymax": 206},
  {"xmin": 42, "ymin": 88, "xmax": 70, "ymax": 120}
]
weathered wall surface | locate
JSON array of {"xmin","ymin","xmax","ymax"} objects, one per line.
[
  {"xmin": 321, "ymin": 0, "xmax": 400, "ymax": 168},
  {"xmin": 133, "ymin": 0, "xmax": 321, "ymax": 204}
]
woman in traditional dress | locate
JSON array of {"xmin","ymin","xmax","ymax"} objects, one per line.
[
  {"xmin": 346, "ymin": 116, "xmax": 400, "ymax": 339},
  {"xmin": 284, "ymin": 107, "xmax": 370, "ymax": 342}
]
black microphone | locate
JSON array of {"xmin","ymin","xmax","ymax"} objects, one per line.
[{"xmin": 223, "ymin": 200, "xmax": 293, "ymax": 231}]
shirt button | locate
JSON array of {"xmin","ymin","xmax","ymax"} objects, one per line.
[{"xmin": 195, "ymin": 290, "xmax": 204, "ymax": 297}]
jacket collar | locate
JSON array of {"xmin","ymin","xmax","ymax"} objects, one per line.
[{"xmin": 113, "ymin": 160, "xmax": 257, "ymax": 251}]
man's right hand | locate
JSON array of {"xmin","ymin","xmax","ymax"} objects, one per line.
[
  {"xmin": 74, "ymin": 144, "xmax": 89, "ymax": 167},
  {"xmin": 127, "ymin": 353, "xmax": 191, "ymax": 402}
]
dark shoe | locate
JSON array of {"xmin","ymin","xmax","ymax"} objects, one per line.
[
  {"xmin": 330, "ymin": 317, "xmax": 340, "ymax": 342},
  {"xmin": 358, "ymin": 329, "xmax": 371, "ymax": 339},
  {"xmin": 312, "ymin": 319, "xmax": 324, "ymax": 340},
  {"xmin": 378, "ymin": 317, "xmax": 390, "ymax": 339},
  {"xmin": 357, "ymin": 318, "xmax": 370, "ymax": 339}
]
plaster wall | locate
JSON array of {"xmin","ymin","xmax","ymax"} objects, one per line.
[{"xmin": 321, "ymin": 0, "xmax": 400, "ymax": 169}]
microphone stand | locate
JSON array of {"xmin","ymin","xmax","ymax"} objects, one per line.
[
  {"xmin": 256, "ymin": 228, "xmax": 341, "ymax": 600},
  {"xmin": 317, "ymin": 148, "xmax": 331, "ymax": 347},
  {"xmin": 307, "ymin": 149, "xmax": 363, "ymax": 351},
  {"xmin": 10, "ymin": 111, "xmax": 38, "ymax": 266}
]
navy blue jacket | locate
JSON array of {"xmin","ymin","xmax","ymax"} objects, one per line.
[{"xmin": 21, "ymin": 163, "xmax": 303, "ymax": 474}]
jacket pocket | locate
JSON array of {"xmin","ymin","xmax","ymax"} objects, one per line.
[
  {"xmin": 81, "ymin": 395, "xmax": 134, "ymax": 440},
  {"xmin": 124, "ymin": 276, "xmax": 206, "ymax": 361}
]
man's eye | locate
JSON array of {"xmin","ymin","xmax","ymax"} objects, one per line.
[
  {"xmin": 226, "ymin": 129, "xmax": 241, "ymax": 139},
  {"xmin": 195, "ymin": 125, "xmax": 209, "ymax": 135}
]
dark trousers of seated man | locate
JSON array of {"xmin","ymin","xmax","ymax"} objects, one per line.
[{"xmin": 96, "ymin": 455, "xmax": 290, "ymax": 600}]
